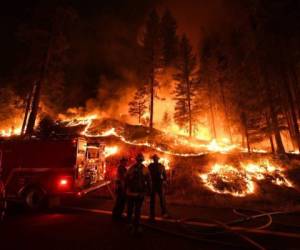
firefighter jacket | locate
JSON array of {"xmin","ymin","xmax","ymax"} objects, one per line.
[
  {"xmin": 148, "ymin": 162, "xmax": 167, "ymax": 190},
  {"xmin": 125, "ymin": 163, "xmax": 152, "ymax": 197},
  {"xmin": 115, "ymin": 164, "xmax": 127, "ymax": 194}
]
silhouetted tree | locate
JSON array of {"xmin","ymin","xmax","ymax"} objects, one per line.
[
  {"xmin": 173, "ymin": 35, "xmax": 198, "ymax": 137},
  {"xmin": 161, "ymin": 9, "xmax": 178, "ymax": 66},
  {"xmin": 128, "ymin": 86, "xmax": 147, "ymax": 124},
  {"xmin": 142, "ymin": 9, "xmax": 162, "ymax": 130}
]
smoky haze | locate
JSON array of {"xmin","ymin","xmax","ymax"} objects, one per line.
[{"xmin": 0, "ymin": 0, "xmax": 243, "ymax": 120}]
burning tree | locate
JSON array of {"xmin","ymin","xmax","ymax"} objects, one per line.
[
  {"xmin": 128, "ymin": 86, "xmax": 147, "ymax": 124},
  {"xmin": 173, "ymin": 35, "xmax": 198, "ymax": 137},
  {"xmin": 141, "ymin": 9, "xmax": 162, "ymax": 130},
  {"xmin": 0, "ymin": 87, "xmax": 24, "ymax": 136},
  {"xmin": 160, "ymin": 9, "xmax": 179, "ymax": 67},
  {"xmin": 17, "ymin": 2, "xmax": 77, "ymax": 136}
]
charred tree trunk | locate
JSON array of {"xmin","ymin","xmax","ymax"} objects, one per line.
[
  {"xmin": 278, "ymin": 40, "xmax": 300, "ymax": 151},
  {"xmin": 219, "ymin": 79, "xmax": 232, "ymax": 143},
  {"xmin": 241, "ymin": 112, "xmax": 251, "ymax": 153},
  {"xmin": 149, "ymin": 71, "xmax": 154, "ymax": 130},
  {"xmin": 207, "ymin": 80, "xmax": 216, "ymax": 139},
  {"xmin": 281, "ymin": 67, "xmax": 300, "ymax": 151},
  {"xmin": 21, "ymin": 88, "xmax": 34, "ymax": 135},
  {"xmin": 265, "ymin": 113, "xmax": 275, "ymax": 153},
  {"xmin": 290, "ymin": 66, "xmax": 300, "ymax": 119},
  {"xmin": 266, "ymin": 77, "xmax": 285, "ymax": 154},
  {"xmin": 186, "ymin": 73, "xmax": 192, "ymax": 137},
  {"xmin": 25, "ymin": 81, "xmax": 41, "ymax": 137}
]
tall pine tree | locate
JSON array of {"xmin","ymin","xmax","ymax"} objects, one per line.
[
  {"xmin": 161, "ymin": 9, "xmax": 178, "ymax": 66},
  {"xmin": 128, "ymin": 86, "xmax": 147, "ymax": 124},
  {"xmin": 142, "ymin": 9, "xmax": 161, "ymax": 130},
  {"xmin": 173, "ymin": 35, "xmax": 198, "ymax": 137}
]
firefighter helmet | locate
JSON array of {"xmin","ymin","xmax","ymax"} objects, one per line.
[{"xmin": 135, "ymin": 153, "xmax": 145, "ymax": 162}]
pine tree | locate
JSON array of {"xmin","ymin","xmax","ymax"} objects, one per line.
[
  {"xmin": 142, "ymin": 9, "xmax": 162, "ymax": 130},
  {"xmin": 17, "ymin": 3, "xmax": 77, "ymax": 116},
  {"xmin": 128, "ymin": 87, "xmax": 147, "ymax": 124},
  {"xmin": 161, "ymin": 9, "xmax": 178, "ymax": 66},
  {"xmin": 173, "ymin": 35, "xmax": 198, "ymax": 137}
]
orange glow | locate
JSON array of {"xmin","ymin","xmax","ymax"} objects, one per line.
[
  {"xmin": 143, "ymin": 157, "xmax": 171, "ymax": 170},
  {"xmin": 104, "ymin": 146, "xmax": 119, "ymax": 158},
  {"xmin": 200, "ymin": 160, "xmax": 293, "ymax": 197}
]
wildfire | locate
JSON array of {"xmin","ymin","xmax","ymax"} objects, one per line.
[
  {"xmin": 104, "ymin": 146, "xmax": 119, "ymax": 158},
  {"xmin": 0, "ymin": 128, "xmax": 21, "ymax": 137},
  {"xmin": 242, "ymin": 160, "xmax": 292, "ymax": 187},
  {"xmin": 61, "ymin": 115, "xmax": 300, "ymax": 157},
  {"xmin": 200, "ymin": 164, "xmax": 255, "ymax": 197},
  {"xmin": 200, "ymin": 160, "xmax": 293, "ymax": 197}
]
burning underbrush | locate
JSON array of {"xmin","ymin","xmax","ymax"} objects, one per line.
[
  {"xmin": 1, "ymin": 114, "xmax": 300, "ymax": 209},
  {"xmin": 199, "ymin": 160, "xmax": 292, "ymax": 197}
]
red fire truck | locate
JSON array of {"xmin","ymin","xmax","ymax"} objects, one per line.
[{"xmin": 0, "ymin": 137, "xmax": 109, "ymax": 210}]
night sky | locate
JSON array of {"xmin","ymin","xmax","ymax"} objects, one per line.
[{"xmin": 0, "ymin": 0, "xmax": 241, "ymax": 109}]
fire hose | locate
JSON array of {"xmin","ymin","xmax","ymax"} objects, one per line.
[
  {"xmin": 143, "ymin": 208, "xmax": 300, "ymax": 250},
  {"xmin": 144, "ymin": 215, "xmax": 266, "ymax": 250},
  {"xmin": 64, "ymin": 205, "xmax": 300, "ymax": 249}
]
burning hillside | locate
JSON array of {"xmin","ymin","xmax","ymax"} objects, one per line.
[
  {"xmin": 53, "ymin": 115, "xmax": 297, "ymax": 200},
  {"xmin": 200, "ymin": 160, "xmax": 292, "ymax": 197}
]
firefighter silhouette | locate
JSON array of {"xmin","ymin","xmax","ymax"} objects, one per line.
[
  {"xmin": 148, "ymin": 154, "xmax": 167, "ymax": 220},
  {"xmin": 112, "ymin": 157, "xmax": 128, "ymax": 220},
  {"xmin": 125, "ymin": 153, "xmax": 151, "ymax": 233}
]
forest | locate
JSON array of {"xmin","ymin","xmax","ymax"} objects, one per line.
[{"xmin": 1, "ymin": 1, "xmax": 300, "ymax": 154}]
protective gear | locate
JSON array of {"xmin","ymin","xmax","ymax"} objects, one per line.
[
  {"xmin": 135, "ymin": 153, "xmax": 145, "ymax": 163},
  {"xmin": 151, "ymin": 154, "xmax": 159, "ymax": 161},
  {"xmin": 148, "ymin": 161, "xmax": 167, "ymax": 219},
  {"xmin": 126, "ymin": 163, "xmax": 151, "ymax": 197},
  {"xmin": 125, "ymin": 157, "xmax": 152, "ymax": 230},
  {"xmin": 112, "ymin": 159, "xmax": 128, "ymax": 220}
]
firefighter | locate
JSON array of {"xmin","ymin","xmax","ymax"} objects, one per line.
[
  {"xmin": 112, "ymin": 157, "xmax": 128, "ymax": 221},
  {"xmin": 125, "ymin": 153, "xmax": 151, "ymax": 233},
  {"xmin": 148, "ymin": 154, "xmax": 167, "ymax": 220}
]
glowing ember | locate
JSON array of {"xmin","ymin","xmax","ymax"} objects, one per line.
[
  {"xmin": 242, "ymin": 160, "xmax": 292, "ymax": 187},
  {"xmin": 200, "ymin": 164, "xmax": 255, "ymax": 197},
  {"xmin": 207, "ymin": 139, "xmax": 238, "ymax": 153},
  {"xmin": 200, "ymin": 160, "xmax": 293, "ymax": 197}
]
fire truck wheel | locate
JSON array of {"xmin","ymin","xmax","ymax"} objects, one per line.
[{"xmin": 24, "ymin": 188, "xmax": 46, "ymax": 211}]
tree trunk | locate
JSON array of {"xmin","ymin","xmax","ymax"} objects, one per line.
[
  {"xmin": 21, "ymin": 88, "xmax": 34, "ymax": 135},
  {"xmin": 219, "ymin": 79, "xmax": 232, "ymax": 143},
  {"xmin": 265, "ymin": 113, "xmax": 275, "ymax": 154},
  {"xmin": 25, "ymin": 81, "xmax": 41, "ymax": 137},
  {"xmin": 281, "ymin": 65, "xmax": 300, "ymax": 151},
  {"xmin": 149, "ymin": 70, "xmax": 154, "ymax": 130},
  {"xmin": 186, "ymin": 79, "xmax": 192, "ymax": 137},
  {"xmin": 264, "ymin": 73, "xmax": 285, "ymax": 154},
  {"xmin": 278, "ymin": 40, "xmax": 300, "ymax": 151},
  {"xmin": 207, "ymin": 80, "xmax": 216, "ymax": 139}
]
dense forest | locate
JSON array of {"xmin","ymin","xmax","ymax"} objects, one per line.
[{"xmin": 1, "ymin": 1, "xmax": 300, "ymax": 154}]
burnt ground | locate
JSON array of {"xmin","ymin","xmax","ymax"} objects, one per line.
[{"xmin": 1, "ymin": 191, "xmax": 300, "ymax": 250}]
